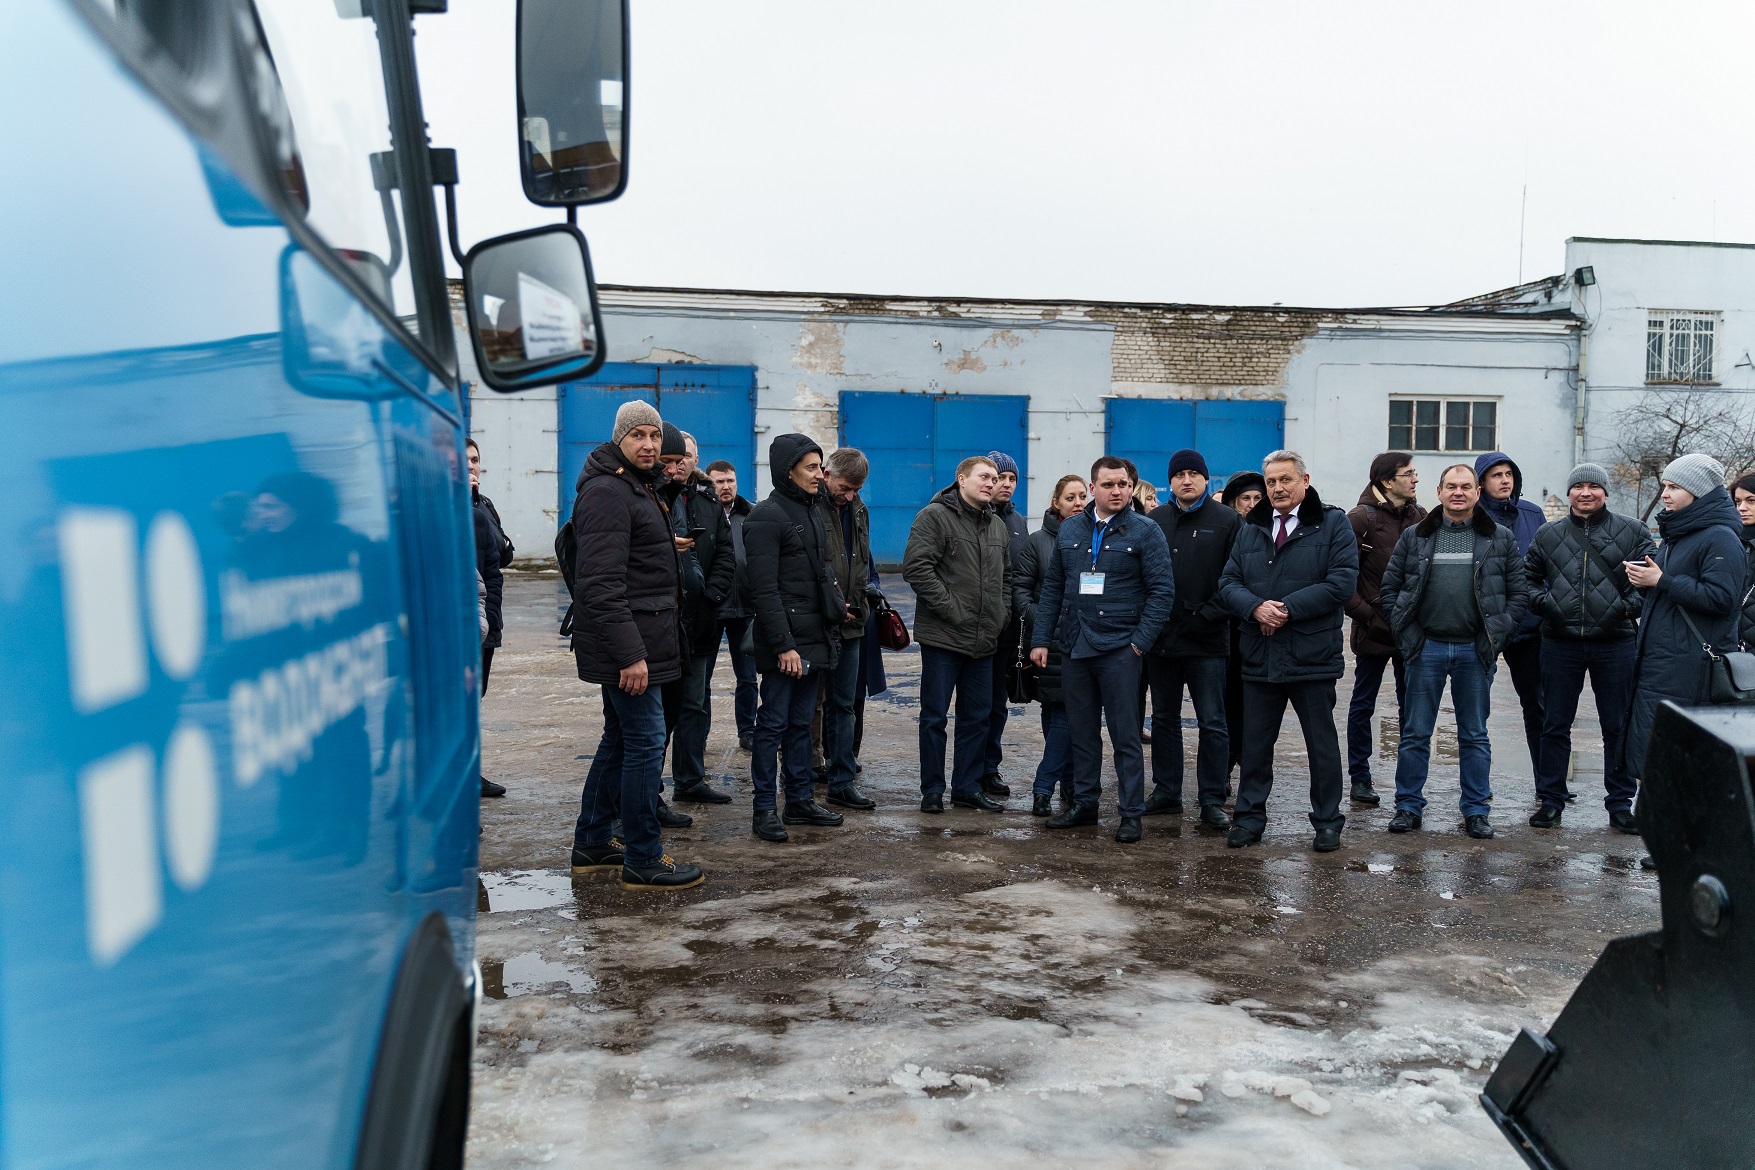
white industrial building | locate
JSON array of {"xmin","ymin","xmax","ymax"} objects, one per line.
[{"xmin": 462, "ymin": 237, "xmax": 1755, "ymax": 564}]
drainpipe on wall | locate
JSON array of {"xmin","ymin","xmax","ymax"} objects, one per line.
[{"xmin": 1574, "ymin": 320, "xmax": 1589, "ymax": 466}]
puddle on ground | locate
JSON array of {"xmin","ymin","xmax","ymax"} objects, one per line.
[
  {"xmin": 480, "ymin": 869, "xmax": 576, "ymax": 912},
  {"xmin": 482, "ymin": 951, "xmax": 597, "ymax": 999}
]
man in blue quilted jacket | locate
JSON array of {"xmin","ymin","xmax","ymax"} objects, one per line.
[
  {"xmin": 1217, "ymin": 451, "xmax": 1360, "ymax": 852},
  {"xmin": 1030, "ymin": 456, "xmax": 1175, "ymax": 844}
]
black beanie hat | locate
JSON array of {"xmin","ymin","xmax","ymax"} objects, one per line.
[
  {"xmin": 660, "ymin": 422, "xmax": 688, "ymax": 457},
  {"xmin": 1166, "ymin": 449, "xmax": 1208, "ymax": 481}
]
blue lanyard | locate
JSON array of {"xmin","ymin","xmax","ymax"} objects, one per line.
[{"xmin": 1090, "ymin": 520, "xmax": 1109, "ymax": 571}]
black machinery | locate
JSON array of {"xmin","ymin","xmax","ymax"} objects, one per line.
[{"xmin": 1481, "ymin": 701, "xmax": 1755, "ymax": 1168}]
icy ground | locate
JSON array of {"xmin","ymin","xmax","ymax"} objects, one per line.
[{"xmin": 468, "ymin": 575, "xmax": 1658, "ymax": 1168}]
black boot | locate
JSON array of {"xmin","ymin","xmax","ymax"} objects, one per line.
[
  {"xmin": 1046, "ymin": 805, "xmax": 1098, "ymax": 829},
  {"xmin": 619, "ymin": 855, "xmax": 705, "ymax": 891},
  {"xmin": 673, "ymin": 778, "xmax": 732, "ymax": 805},
  {"xmin": 1226, "ymin": 824, "xmax": 1262, "ymax": 848},
  {"xmin": 570, "ymin": 838, "xmax": 624, "ymax": 873},
  {"xmin": 1141, "ymin": 788, "xmax": 1183, "ymax": 816},
  {"xmin": 1031, "ymin": 793, "xmax": 1052, "ymax": 817},
  {"xmin": 655, "ymin": 798, "xmax": 693, "ymax": 829},
  {"xmin": 1199, "ymin": 804, "xmax": 1231, "ymax": 830},
  {"xmin": 751, "ymin": 810, "xmax": 789, "ymax": 842},
  {"xmin": 1609, "ymin": 809, "xmax": 1638, "ymax": 835},
  {"xmin": 783, "ymin": 799, "xmax": 845, "ymax": 826},
  {"xmin": 920, "ymin": 794, "xmax": 944, "ymax": 814},
  {"xmin": 480, "ymin": 778, "xmax": 507, "ymax": 798},
  {"xmin": 1529, "ymin": 804, "xmax": 1562, "ymax": 829},
  {"xmin": 979, "ymin": 772, "xmax": 1012, "ymax": 798},
  {"xmin": 1387, "ymin": 809, "xmax": 1422, "ymax": 833},
  {"xmin": 1349, "ymin": 780, "xmax": 1380, "ymax": 806},
  {"xmin": 826, "ymin": 784, "xmax": 876, "ymax": 810},
  {"xmin": 1115, "ymin": 817, "xmax": 1142, "ymax": 844},
  {"xmin": 952, "ymin": 790, "xmax": 1005, "ymax": 812}
]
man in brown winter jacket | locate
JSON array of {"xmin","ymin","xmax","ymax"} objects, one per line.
[{"xmin": 1344, "ymin": 452, "xmax": 1427, "ymax": 805}]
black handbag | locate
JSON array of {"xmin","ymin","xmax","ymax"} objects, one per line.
[
  {"xmin": 1679, "ymin": 608, "xmax": 1755, "ymax": 704},
  {"xmin": 1006, "ymin": 611, "xmax": 1039, "ymax": 704}
]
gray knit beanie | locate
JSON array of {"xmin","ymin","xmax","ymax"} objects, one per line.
[
  {"xmin": 611, "ymin": 399, "xmax": 662, "ymax": 444},
  {"xmin": 1567, "ymin": 462, "xmax": 1610, "ymax": 491},
  {"xmin": 1661, "ymin": 452, "xmax": 1725, "ymax": 499}
]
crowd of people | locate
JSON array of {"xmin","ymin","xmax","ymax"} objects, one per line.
[{"xmin": 490, "ymin": 397, "xmax": 1755, "ymax": 891}]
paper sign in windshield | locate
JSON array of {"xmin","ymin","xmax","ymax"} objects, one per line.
[{"xmin": 518, "ymin": 272, "xmax": 582, "ymax": 361}]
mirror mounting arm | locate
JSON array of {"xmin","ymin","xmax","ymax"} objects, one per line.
[
  {"xmin": 428, "ymin": 147, "xmax": 467, "ymax": 268},
  {"xmin": 567, "ymin": 206, "xmax": 576, "ymax": 227}
]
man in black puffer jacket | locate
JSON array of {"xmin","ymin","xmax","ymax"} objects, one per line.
[
  {"xmin": 1521, "ymin": 463, "xmax": 1655, "ymax": 832},
  {"xmin": 1217, "ymin": 451, "xmax": 1359, "ymax": 852},
  {"xmin": 743, "ymin": 434, "xmax": 848, "ymax": 843},
  {"xmin": 1379, "ymin": 464, "xmax": 1529, "ymax": 840},
  {"xmin": 568, "ymin": 400, "xmax": 704, "ymax": 892}
]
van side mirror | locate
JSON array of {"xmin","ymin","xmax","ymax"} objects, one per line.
[
  {"xmin": 517, "ymin": 0, "xmax": 629, "ymax": 205},
  {"xmin": 462, "ymin": 224, "xmax": 606, "ymax": 391}
]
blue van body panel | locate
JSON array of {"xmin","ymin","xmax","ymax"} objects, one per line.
[{"xmin": 0, "ymin": 4, "xmax": 479, "ymax": 1166}]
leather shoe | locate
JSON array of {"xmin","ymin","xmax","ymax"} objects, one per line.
[
  {"xmin": 1528, "ymin": 804, "xmax": 1562, "ymax": 829},
  {"xmin": 1141, "ymin": 789, "xmax": 1184, "ymax": 816},
  {"xmin": 952, "ymin": 791, "xmax": 1005, "ymax": 812},
  {"xmin": 920, "ymin": 794, "xmax": 944, "ymax": 814},
  {"xmin": 1199, "ymin": 804, "xmax": 1230, "ymax": 830},
  {"xmin": 782, "ymin": 799, "xmax": 845, "ymax": 827},
  {"xmin": 1226, "ymin": 825, "xmax": 1262, "ymax": 848},
  {"xmin": 826, "ymin": 784, "xmax": 876, "ymax": 810},
  {"xmin": 1639, "ymin": 854, "xmax": 1656, "ymax": 871},
  {"xmin": 738, "ymin": 736, "xmax": 754, "ymax": 752},
  {"xmin": 1387, "ymin": 809, "xmax": 1422, "ymax": 833},
  {"xmin": 1609, "ymin": 809, "xmax": 1639, "ymax": 835},
  {"xmin": 656, "ymin": 799, "xmax": 694, "ymax": 829},
  {"xmin": 673, "ymin": 778, "xmax": 732, "ymax": 805},
  {"xmin": 1115, "ymin": 816, "xmax": 1142, "ymax": 844},
  {"xmin": 1464, "ymin": 814, "xmax": 1494, "ymax": 840},
  {"xmin": 1031, "ymin": 794, "xmax": 1052, "ymax": 817},
  {"xmin": 979, "ymin": 772, "xmax": 1012, "ymax": 798},
  {"xmin": 1046, "ymin": 805, "xmax": 1098, "ymax": 829},
  {"xmin": 1313, "ymin": 828, "xmax": 1342, "ymax": 852},
  {"xmin": 480, "ymin": 778, "xmax": 507, "ymax": 798},
  {"xmin": 751, "ymin": 810, "xmax": 788, "ymax": 842},
  {"xmin": 1349, "ymin": 781, "xmax": 1380, "ymax": 806}
]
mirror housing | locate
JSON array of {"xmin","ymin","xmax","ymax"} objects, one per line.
[
  {"xmin": 462, "ymin": 224, "xmax": 606, "ymax": 392},
  {"xmin": 516, "ymin": 0, "xmax": 629, "ymax": 205}
]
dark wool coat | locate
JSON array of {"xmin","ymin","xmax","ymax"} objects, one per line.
[
  {"xmin": 1741, "ymin": 525, "xmax": 1755, "ymax": 650},
  {"xmin": 669, "ymin": 472, "xmax": 735, "ymax": 655},
  {"xmin": 1011, "ymin": 510, "xmax": 1067, "ymax": 703},
  {"xmin": 1145, "ymin": 495, "xmax": 1242, "ymax": 658},
  {"xmin": 1033, "ymin": 502, "xmax": 1176, "ymax": 658},
  {"xmin": 569, "ymin": 443, "xmax": 683, "ymax": 686},
  {"xmin": 1378, "ymin": 506, "xmax": 1531, "ymax": 665},
  {"xmin": 1625, "ymin": 487, "xmax": 1745, "ymax": 777},
  {"xmin": 818, "ymin": 490, "xmax": 875, "ymax": 642},
  {"xmin": 744, "ymin": 434, "xmax": 846, "ymax": 673},
  {"xmin": 902, "ymin": 485, "xmax": 1011, "ymax": 657},
  {"xmin": 1217, "ymin": 487, "xmax": 1359, "ymax": 684},
  {"xmin": 1522, "ymin": 509, "xmax": 1655, "ymax": 642},
  {"xmin": 472, "ymin": 490, "xmax": 514, "ymax": 649},
  {"xmin": 1345, "ymin": 483, "xmax": 1426, "ymax": 659},
  {"xmin": 715, "ymin": 495, "xmax": 754, "ymax": 620}
]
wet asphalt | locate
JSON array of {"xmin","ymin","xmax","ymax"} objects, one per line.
[{"xmin": 467, "ymin": 572, "xmax": 1658, "ymax": 1168}]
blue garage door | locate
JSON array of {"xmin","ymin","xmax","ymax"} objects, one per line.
[
  {"xmin": 557, "ymin": 363, "xmax": 757, "ymax": 513},
  {"xmin": 840, "ymin": 391, "xmax": 1029, "ymax": 563},
  {"xmin": 1106, "ymin": 399, "xmax": 1284, "ymax": 489}
]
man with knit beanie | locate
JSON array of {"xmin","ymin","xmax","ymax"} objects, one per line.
[
  {"xmin": 568, "ymin": 398, "xmax": 705, "ymax": 890},
  {"xmin": 981, "ymin": 449, "xmax": 1031, "ymax": 799},
  {"xmin": 1521, "ymin": 463, "xmax": 1655, "ymax": 831},
  {"xmin": 1144, "ymin": 448, "xmax": 1241, "ymax": 827}
]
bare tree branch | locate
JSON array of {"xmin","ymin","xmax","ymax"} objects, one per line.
[{"xmin": 1608, "ymin": 391, "xmax": 1755, "ymax": 521}]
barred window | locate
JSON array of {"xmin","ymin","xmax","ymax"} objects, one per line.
[
  {"xmin": 1647, "ymin": 311, "xmax": 1717, "ymax": 384},
  {"xmin": 1388, "ymin": 399, "xmax": 1496, "ymax": 453}
]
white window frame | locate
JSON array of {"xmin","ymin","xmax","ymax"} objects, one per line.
[
  {"xmin": 1387, "ymin": 397, "xmax": 1500, "ymax": 454},
  {"xmin": 1646, "ymin": 310, "xmax": 1718, "ymax": 385}
]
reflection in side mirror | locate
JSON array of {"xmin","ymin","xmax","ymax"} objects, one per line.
[
  {"xmin": 517, "ymin": 0, "xmax": 628, "ymax": 206},
  {"xmin": 462, "ymin": 224, "xmax": 606, "ymax": 392}
]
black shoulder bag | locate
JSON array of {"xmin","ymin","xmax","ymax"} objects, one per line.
[
  {"xmin": 1006, "ymin": 609, "xmax": 1039, "ymax": 704},
  {"xmin": 1678, "ymin": 607, "xmax": 1755, "ymax": 705}
]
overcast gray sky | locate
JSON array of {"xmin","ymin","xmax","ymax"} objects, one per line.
[{"xmin": 416, "ymin": 0, "xmax": 1755, "ymax": 308}]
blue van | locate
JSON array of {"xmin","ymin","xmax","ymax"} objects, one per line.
[{"xmin": 0, "ymin": 1, "xmax": 625, "ymax": 1164}]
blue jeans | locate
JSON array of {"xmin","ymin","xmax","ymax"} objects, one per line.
[
  {"xmin": 1146, "ymin": 654, "xmax": 1229, "ymax": 807},
  {"xmin": 1062, "ymin": 646, "xmax": 1145, "ymax": 817},
  {"xmin": 752, "ymin": 670, "xmax": 819, "ymax": 811},
  {"xmin": 918, "ymin": 646, "xmax": 993, "ymax": 798},
  {"xmin": 822, "ymin": 638, "xmax": 862, "ymax": 789},
  {"xmin": 1536, "ymin": 636, "xmax": 1636, "ymax": 812},
  {"xmin": 573, "ymin": 685, "xmax": 668, "ymax": 867},
  {"xmin": 1033, "ymin": 702, "xmax": 1074, "ymax": 799},
  {"xmin": 1394, "ymin": 639, "xmax": 1494, "ymax": 817},
  {"xmin": 710, "ymin": 617, "xmax": 759, "ymax": 739},
  {"xmin": 1346, "ymin": 652, "xmax": 1407, "ymax": 784}
]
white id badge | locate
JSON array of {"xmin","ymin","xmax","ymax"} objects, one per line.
[{"xmin": 1079, "ymin": 572, "xmax": 1106, "ymax": 595}]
